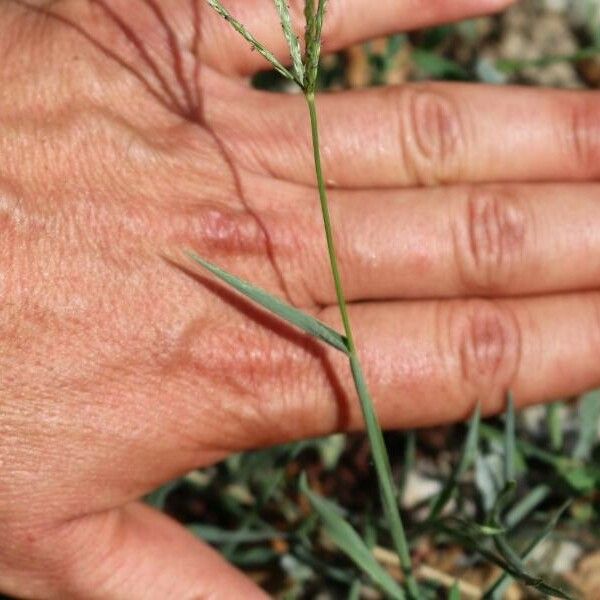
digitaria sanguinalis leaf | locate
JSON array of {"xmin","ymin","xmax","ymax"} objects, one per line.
[
  {"xmin": 300, "ymin": 474, "xmax": 406, "ymax": 600},
  {"xmin": 186, "ymin": 252, "xmax": 348, "ymax": 354},
  {"xmin": 504, "ymin": 392, "xmax": 516, "ymax": 485}
]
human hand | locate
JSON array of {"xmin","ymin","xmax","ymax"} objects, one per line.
[{"xmin": 1, "ymin": 0, "xmax": 599, "ymax": 597}]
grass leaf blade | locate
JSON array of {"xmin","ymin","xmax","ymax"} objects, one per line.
[
  {"xmin": 573, "ymin": 389, "xmax": 600, "ymax": 460},
  {"xmin": 504, "ymin": 484, "xmax": 551, "ymax": 530},
  {"xmin": 484, "ymin": 501, "xmax": 572, "ymax": 600},
  {"xmin": 300, "ymin": 474, "xmax": 406, "ymax": 600},
  {"xmin": 428, "ymin": 403, "xmax": 481, "ymax": 521},
  {"xmin": 187, "ymin": 252, "xmax": 347, "ymax": 353},
  {"xmin": 448, "ymin": 582, "xmax": 460, "ymax": 600}
]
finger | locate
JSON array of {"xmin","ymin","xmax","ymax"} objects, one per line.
[
  {"xmin": 2, "ymin": 502, "xmax": 268, "ymax": 600},
  {"xmin": 227, "ymin": 84, "xmax": 600, "ymax": 188},
  {"xmin": 230, "ymin": 176, "xmax": 600, "ymax": 304},
  {"xmin": 267, "ymin": 182, "xmax": 600, "ymax": 304},
  {"xmin": 298, "ymin": 293, "xmax": 600, "ymax": 436},
  {"xmin": 201, "ymin": 0, "xmax": 515, "ymax": 76}
]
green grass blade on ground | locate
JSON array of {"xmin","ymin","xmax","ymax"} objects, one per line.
[
  {"xmin": 299, "ymin": 474, "xmax": 406, "ymax": 600},
  {"xmin": 438, "ymin": 522, "xmax": 573, "ymax": 599},
  {"xmin": 448, "ymin": 581, "xmax": 460, "ymax": 600},
  {"xmin": 504, "ymin": 392, "xmax": 516, "ymax": 485},
  {"xmin": 546, "ymin": 402, "xmax": 564, "ymax": 452},
  {"xmin": 186, "ymin": 252, "xmax": 348, "ymax": 353},
  {"xmin": 573, "ymin": 389, "xmax": 600, "ymax": 461},
  {"xmin": 504, "ymin": 484, "xmax": 551, "ymax": 530},
  {"xmin": 484, "ymin": 501, "xmax": 573, "ymax": 600},
  {"xmin": 189, "ymin": 524, "xmax": 283, "ymax": 545},
  {"xmin": 398, "ymin": 431, "xmax": 416, "ymax": 503},
  {"xmin": 487, "ymin": 392, "xmax": 517, "ymax": 527},
  {"xmin": 428, "ymin": 403, "xmax": 481, "ymax": 521}
]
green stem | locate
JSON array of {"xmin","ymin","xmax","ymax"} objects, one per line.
[
  {"xmin": 306, "ymin": 93, "xmax": 355, "ymax": 351},
  {"xmin": 306, "ymin": 92, "xmax": 419, "ymax": 599}
]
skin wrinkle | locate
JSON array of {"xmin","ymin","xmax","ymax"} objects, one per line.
[
  {"xmin": 566, "ymin": 94, "xmax": 600, "ymax": 178},
  {"xmin": 165, "ymin": 271, "xmax": 350, "ymax": 439},
  {"xmin": 9, "ymin": 0, "xmax": 185, "ymax": 114},
  {"xmin": 95, "ymin": 0, "xmax": 299, "ymax": 306},
  {"xmin": 401, "ymin": 87, "xmax": 466, "ymax": 186},
  {"xmin": 455, "ymin": 186, "xmax": 528, "ymax": 293},
  {"xmin": 144, "ymin": 0, "xmax": 196, "ymax": 114}
]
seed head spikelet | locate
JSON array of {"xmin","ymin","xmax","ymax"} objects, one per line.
[
  {"xmin": 274, "ymin": 0, "xmax": 305, "ymax": 85},
  {"xmin": 206, "ymin": 0, "xmax": 298, "ymax": 84}
]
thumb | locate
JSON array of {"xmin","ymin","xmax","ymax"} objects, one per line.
[{"xmin": 4, "ymin": 503, "xmax": 268, "ymax": 600}]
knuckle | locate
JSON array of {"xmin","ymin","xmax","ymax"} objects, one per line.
[
  {"xmin": 454, "ymin": 186, "xmax": 528, "ymax": 293},
  {"xmin": 174, "ymin": 202, "xmax": 267, "ymax": 258},
  {"xmin": 399, "ymin": 86, "xmax": 465, "ymax": 185},
  {"xmin": 567, "ymin": 94, "xmax": 600, "ymax": 176},
  {"xmin": 442, "ymin": 299, "xmax": 521, "ymax": 404},
  {"xmin": 174, "ymin": 199, "xmax": 317, "ymax": 307}
]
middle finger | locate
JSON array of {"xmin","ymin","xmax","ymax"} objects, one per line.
[{"xmin": 247, "ymin": 179, "xmax": 600, "ymax": 304}]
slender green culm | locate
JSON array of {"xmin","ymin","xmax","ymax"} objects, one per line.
[
  {"xmin": 305, "ymin": 75, "xmax": 420, "ymax": 600},
  {"xmin": 202, "ymin": 2, "xmax": 419, "ymax": 596},
  {"xmin": 273, "ymin": 0, "xmax": 304, "ymax": 85},
  {"xmin": 206, "ymin": 0, "xmax": 299, "ymax": 84}
]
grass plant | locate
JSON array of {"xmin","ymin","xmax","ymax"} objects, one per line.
[{"xmin": 172, "ymin": 2, "xmax": 598, "ymax": 598}]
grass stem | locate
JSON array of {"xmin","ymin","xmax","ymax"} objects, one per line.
[{"xmin": 306, "ymin": 91, "xmax": 419, "ymax": 599}]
